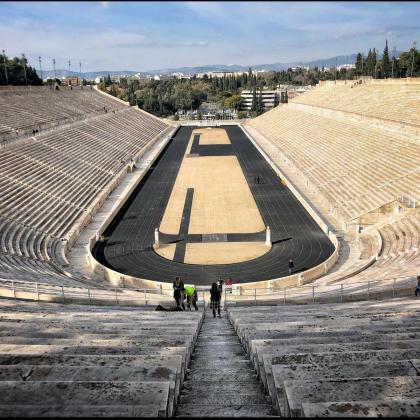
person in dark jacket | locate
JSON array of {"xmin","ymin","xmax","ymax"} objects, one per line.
[
  {"xmin": 210, "ymin": 282, "xmax": 221, "ymax": 318},
  {"xmin": 173, "ymin": 276, "xmax": 185, "ymax": 310},
  {"xmin": 415, "ymin": 275, "xmax": 420, "ymax": 297},
  {"xmin": 218, "ymin": 277, "xmax": 224, "ymax": 294},
  {"xmin": 288, "ymin": 259, "xmax": 294, "ymax": 275}
]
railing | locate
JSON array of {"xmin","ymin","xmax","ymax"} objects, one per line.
[
  {"xmin": 0, "ymin": 278, "xmax": 209, "ymax": 307},
  {"xmin": 0, "ymin": 276, "xmax": 416, "ymax": 308},
  {"xmin": 0, "ymin": 279, "xmax": 169, "ymax": 305},
  {"xmin": 223, "ymin": 276, "xmax": 417, "ymax": 307}
]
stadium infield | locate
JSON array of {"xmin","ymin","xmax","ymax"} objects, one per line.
[{"xmin": 92, "ymin": 125, "xmax": 335, "ymax": 285}]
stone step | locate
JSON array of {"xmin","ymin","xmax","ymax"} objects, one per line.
[
  {"xmin": 271, "ymin": 360, "xmax": 419, "ymax": 415},
  {"xmin": 0, "ymin": 404, "xmax": 160, "ymax": 417},
  {"xmin": 0, "ymin": 336, "xmax": 195, "ymax": 347},
  {"xmin": 301, "ymin": 399, "xmax": 420, "ymax": 417},
  {"xmin": 194, "ymin": 342, "xmax": 243, "ymax": 349},
  {"xmin": 183, "ymin": 369, "xmax": 258, "ymax": 382},
  {"xmin": 191, "ymin": 354, "xmax": 247, "ymax": 363},
  {"xmin": 0, "ymin": 381, "xmax": 171, "ymax": 417},
  {"xmin": 192, "ymin": 347, "xmax": 246, "ymax": 358},
  {"xmin": 187, "ymin": 360, "xmax": 252, "ymax": 369},
  {"xmin": 239, "ymin": 324, "xmax": 420, "ymax": 339},
  {"xmin": 198, "ymin": 337, "xmax": 239, "ymax": 343},
  {"xmin": 0, "ymin": 329, "xmax": 201, "ymax": 341},
  {"xmin": 0, "ymin": 353, "xmax": 183, "ymax": 367},
  {"xmin": 247, "ymin": 332, "xmax": 420, "ymax": 358},
  {"xmin": 181, "ymin": 380, "xmax": 264, "ymax": 394},
  {"xmin": 0, "ymin": 345, "xmax": 190, "ymax": 367},
  {"xmin": 179, "ymin": 391, "xmax": 271, "ymax": 405},
  {"xmin": 266, "ymin": 349, "xmax": 420, "ymax": 369},
  {"xmin": 253, "ymin": 338, "xmax": 420, "ymax": 387},
  {"xmin": 175, "ymin": 403, "xmax": 279, "ymax": 417},
  {"xmin": 0, "ymin": 364, "xmax": 179, "ymax": 416},
  {"xmin": 284, "ymin": 376, "xmax": 420, "ymax": 417},
  {"xmin": 232, "ymin": 317, "xmax": 420, "ymax": 332}
]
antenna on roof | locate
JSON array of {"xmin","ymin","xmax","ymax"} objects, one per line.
[{"xmin": 38, "ymin": 56, "xmax": 43, "ymax": 81}]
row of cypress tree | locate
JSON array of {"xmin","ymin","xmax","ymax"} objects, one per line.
[{"xmin": 355, "ymin": 40, "xmax": 419, "ymax": 78}]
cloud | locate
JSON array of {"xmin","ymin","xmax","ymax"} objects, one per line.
[
  {"xmin": 100, "ymin": 1, "xmax": 110, "ymax": 8},
  {"xmin": 117, "ymin": 40, "xmax": 208, "ymax": 48},
  {"xmin": 182, "ymin": 1, "xmax": 224, "ymax": 16}
]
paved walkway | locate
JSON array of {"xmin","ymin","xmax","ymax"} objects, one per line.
[{"xmin": 175, "ymin": 308, "xmax": 278, "ymax": 417}]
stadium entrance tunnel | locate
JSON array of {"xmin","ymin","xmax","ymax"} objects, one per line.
[{"xmin": 92, "ymin": 125, "xmax": 335, "ymax": 286}]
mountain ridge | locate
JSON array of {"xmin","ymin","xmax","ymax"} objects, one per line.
[{"xmin": 39, "ymin": 51, "xmax": 400, "ymax": 79}]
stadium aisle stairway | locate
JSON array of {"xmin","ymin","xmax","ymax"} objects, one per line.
[
  {"xmin": 0, "ymin": 298, "xmax": 204, "ymax": 417},
  {"xmin": 228, "ymin": 298, "xmax": 420, "ymax": 417},
  {"xmin": 175, "ymin": 309, "xmax": 278, "ymax": 418}
]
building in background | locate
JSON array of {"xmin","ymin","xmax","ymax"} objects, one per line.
[
  {"xmin": 64, "ymin": 76, "xmax": 81, "ymax": 86},
  {"xmin": 240, "ymin": 90, "xmax": 279, "ymax": 110}
]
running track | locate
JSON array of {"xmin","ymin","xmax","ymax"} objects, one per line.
[{"xmin": 92, "ymin": 125, "xmax": 335, "ymax": 285}]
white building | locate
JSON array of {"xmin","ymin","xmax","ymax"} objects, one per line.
[
  {"xmin": 241, "ymin": 90, "xmax": 279, "ymax": 110},
  {"xmin": 337, "ymin": 63, "xmax": 356, "ymax": 71}
]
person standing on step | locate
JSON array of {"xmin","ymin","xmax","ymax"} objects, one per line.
[
  {"xmin": 415, "ymin": 275, "xmax": 420, "ymax": 297},
  {"xmin": 288, "ymin": 258, "xmax": 294, "ymax": 275},
  {"xmin": 173, "ymin": 276, "xmax": 185, "ymax": 310},
  {"xmin": 218, "ymin": 277, "xmax": 224, "ymax": 294},
  {"xmin": 210, "ymin": 282, "xmax": 221, "ymax": 318}
]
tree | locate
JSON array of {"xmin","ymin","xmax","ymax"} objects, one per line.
[
  {"xmin": 250, "ymin": 86, "xmax": 257, "ymax": 112},
  {"xmin": 397, "ymin": 46, "xmax": 420, "ymax": 77},
  {"xmin": 382, "ymin": 40, "xmax": 391, "ymax": 78},
  {"xmin": 223, "ymin": 94, "xmax": 244, "ymax": 110},
  {"xmin": 0, "ymin": 53, "xmax": 42, "ymax": 85},
  {"xmin": 368, "ymin": 48, "xmax": 377, "ymax": 77},
  {"xmin": 257, "ymin": 88, "xmax": 264, "ymax": 114},
  {"xmin": 355, "ymin": 53, "xmax": 363, "ymax": 76}
]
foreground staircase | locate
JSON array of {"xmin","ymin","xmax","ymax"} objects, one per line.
[{"xmin": 175, "ymin": 309, "xmax": 278, "ymax": 417}]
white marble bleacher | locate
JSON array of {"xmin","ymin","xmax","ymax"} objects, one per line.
[
  {"xmin": 291, "ymin": 82, "xmax": 420, "ymax": 127},
  {"xmin": 246, "ymin": 82, "xmax": 419, "ymax": 297},
  {"xmin": 342, "ymin": 211, "xmax": 420, "ymax": 284},
  {"xmin": 228, "ymin": 298, "xmax": 420, "ymax": 417},
  {"xmin": 0, "ymin": 298, "xmax": 204, "ymax": 417},
  {"xmin": 0, "ymin": 93, "xmax": 169, "ymax": 288},
  {"xmin": 248, "ymin": 85, "xmax": 420, "ymax": 224},
  {"xmin": 0, "ymin": 86, "xmax": 124, "ymax": 142}
]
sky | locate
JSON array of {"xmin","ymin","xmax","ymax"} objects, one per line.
[{"xmin": 0, "ymin": 1, "xmax": 419, "ymax": 72}]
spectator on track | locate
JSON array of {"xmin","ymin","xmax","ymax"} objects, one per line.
[
  {"xmin": 173, "ymin": 276, "xmax": 185, "ymax": 310},
  {"xmin": 415, "ymin": 275, "xmax": 420, "ymax": 297},
  {"xmin": 210, "ymin": 282, "xmax": 221, "ymax": 318},
  {"xmin": 288, "ymin": 259, "xmax": 294, "ymax": 275}
]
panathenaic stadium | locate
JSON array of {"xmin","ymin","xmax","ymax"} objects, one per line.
[{"xmin": 0, "ymin": 78, "xmax": 419, "ymax": 417}]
